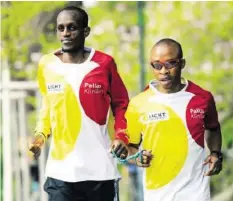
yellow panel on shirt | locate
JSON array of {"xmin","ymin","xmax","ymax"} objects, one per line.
[{"xmin": 126, "ymin": 89, "xmax": 188, "ymax": 190}]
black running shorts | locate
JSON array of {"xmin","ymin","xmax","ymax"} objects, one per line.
[{"xmin": 44, "ymin": 177, "xmax": 116, "ymax": 201}]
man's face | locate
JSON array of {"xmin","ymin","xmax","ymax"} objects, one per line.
[
  {"xmin": 150, "ymin": 44, "xmax": 184, "ymax": 91},
  {"xmin": 56, "ymin": 11, "xmax": 88, "ymax": 52}
]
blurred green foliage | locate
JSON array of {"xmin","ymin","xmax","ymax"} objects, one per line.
[
  {"xmin": 1, "ymin": 1, "xmax": 233, "ymax": 199},
  {"xmin": 1, "ymin": 1, "xmax": 65, "ymax": 79}
]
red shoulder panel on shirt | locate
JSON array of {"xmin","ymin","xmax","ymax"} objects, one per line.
[
  {"xmin": 185, "ymin": 81, "xmax": 218, "ymax": 148},
  {"xmin": 91, "ymin": 50, "xmax": 114, "ymax": 65},
  {"xmin": 79, "ymin": 51, "xmax": 112, "ymax": 125}
]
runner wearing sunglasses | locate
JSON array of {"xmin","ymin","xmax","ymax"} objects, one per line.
[{"xmin": 125, "ymin": 38, "xmax": 223, "ymax": 201}]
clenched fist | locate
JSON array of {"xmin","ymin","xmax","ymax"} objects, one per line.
[{"xmin": 29, "ymin": 134, "xmax": 45, "ymax": 159}]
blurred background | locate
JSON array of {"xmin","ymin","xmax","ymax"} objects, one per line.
[{"xmin": 1, "ymin": 1, "xmax": 233, "ymax": 201}]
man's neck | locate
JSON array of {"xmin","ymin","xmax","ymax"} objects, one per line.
[
  {"xmin": 61, "ymin": 49, "xmax": 90, "ymax": 64},
  {"xmin": 157, "ymin": 82, "xmax": 185, "ymax": 94}
]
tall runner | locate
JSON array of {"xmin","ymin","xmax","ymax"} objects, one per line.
[{"xmin": 29, "ymin": 6, "xmax": 129, "ymax": 201}]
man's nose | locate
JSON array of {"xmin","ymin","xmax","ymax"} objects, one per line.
[
  {"xmin": 62, "ymin": 28, "xmax": 71, "ymax": 36},
  {"xmin": 159, "ymin": 66, "xmax": 169, "ymax": 74}
]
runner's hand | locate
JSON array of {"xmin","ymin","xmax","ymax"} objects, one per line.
[
  {"xmin": 29, "ymin": 135, "xmax": 45, "ymax": 159},
  {"xmin": 110, "ymin": 139, "xmax": 128, "ymax": 159},
  {"xmin": 203, "ymin": 154, "xmax": 222, "ymax": 176},
  {"xmin": 135, "ymin": 150, "xmax": 153, "ymax": 168}
]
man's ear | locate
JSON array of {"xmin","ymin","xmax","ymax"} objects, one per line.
[
  {"xmin": 84, "ymin": 27, "xmax": 90, "ymax": 38},
  {"xmin": 181, "ymin": 59, "xmax": 186, "ymax": 69}
]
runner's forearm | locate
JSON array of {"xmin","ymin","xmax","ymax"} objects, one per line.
[{"xmin": 205, "ymin": 127, "xmax": 222, "ymax": 152}]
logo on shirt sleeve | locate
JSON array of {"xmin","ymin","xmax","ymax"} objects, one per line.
[
  {"xmin": 190, "ymin": 108, "xmax": 205, "ymax": 119},
  {"xmin": 84, "ymin": 82, "xmax": 104, "ymax": 94},
  {"xmin": 47, "ymin": 83, "xmax": 64, "ymax": 93}
]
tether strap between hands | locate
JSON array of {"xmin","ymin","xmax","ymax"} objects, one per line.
[{"xmin": 111, "ymin": 150, "xmax": 144, "ymax": 164}]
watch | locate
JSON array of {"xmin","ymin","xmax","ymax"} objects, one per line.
[{"xmin": 210, "ymin": 150, "xmax": 223, "ymax": 162}]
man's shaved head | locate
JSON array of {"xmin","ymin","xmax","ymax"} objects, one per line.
[{"xmin": 152, "ymin": 38, "xmax": 183, "ymax": 59}]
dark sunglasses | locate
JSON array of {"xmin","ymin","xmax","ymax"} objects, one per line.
[{"xmin": 151, "ymin": 59, "xmax": 183, "ymax": 70}]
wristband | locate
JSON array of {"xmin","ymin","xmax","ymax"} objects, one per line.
[
  {"xmin": 210, "ymin": 150, "xmax": 223, "ymax": 162},
  {"xmin": 35, "ymin": 132, "xmax": 46, "ymax": 142},
  {"xmin": 115, "ymin": 132, "xmax": 129, "ymax": 145}
]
